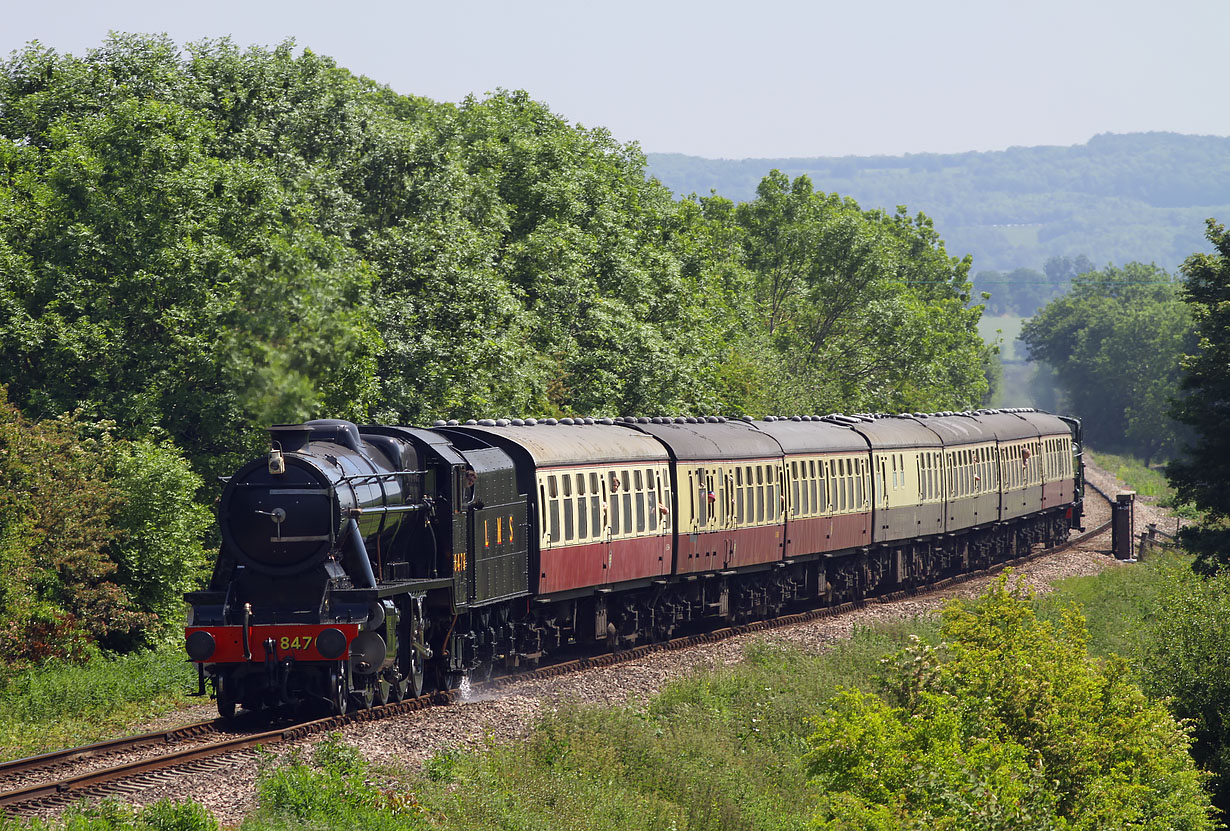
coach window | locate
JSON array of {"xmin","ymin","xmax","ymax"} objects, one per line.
[
  {"xmin": 562, "ymin": 474, "xmax": 575, "ymax": 541},
  {"xmin": 688, "ymin": 471, "xmax": 699, "ymax": 527},
  {"xmin": 609, "ymin": 473, "xmax": 621, "ymax": 538},
  {"xmin": 547, "ymin": 475, "xmax": 561, "ymax": 543},
  {"xmin": 791, "ymin": 462, "xmax": 800, "ymax": 518},
  {"xmin": 647, "ymin": 469, "xmax": 658, "ymax": 531},
  {"xmin": 730, "ymin": 467, "xmax": 741, "ymax": 524},
  {"xmin": 753, "ymin": 465, "xmax": 763, "ymax": 523},
  {"xmin": 539, "ymin": 482, "xmax": 547, "ymax": 543},
  {"xmin": 575, "ymin": 474, "xmax": 588, "ymax": 540},
  {"xmin": 635, "ymin": 473, "xmax": 647, "ymax": 533},
  {"xmin": 621, "ymin": 471, "xmax": 633, "ymax": 534}
]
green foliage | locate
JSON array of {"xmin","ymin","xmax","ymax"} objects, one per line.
[
  {"xmin": 0, "ymin": 389, "xmax": 134, "ymax": 666},
  {"xmin": 1169, "ymin": 219, "xmax": 1230, "ymax": 569},
  {"xmin": 1020, "ymin": 262, "xmax": 1192, "ymax": 462},
  {"xmin": 716, "ymin": 171, "xmax": 987, "ymax": 414},
  {"xmin": 104, "ymin": 439, "xmax": 212, "ymax": 646},
  {"xmin": 247, "ymin": 733, "xmax": 429, "ymax": 830},
  {"xmin": 1136, "ymin": 565, "xmax": 1230, "ymax": 816},
  {"xmin": 0, "ymin": 799, "xmax": 218, "ymax": 831},
  {"xmin": 0, "ymin": 36, "xmax": 382, "ymax": 478},
  {"xmin": 0, "ymin": 386, "xmax": 210, "ymax": 667},
  {"xmin": 1087, "ymin": 450, "xmax": 1186, "ymax": 511},
  {"xmin": 1, "ymin": 34, "xmax": 990, "ymax": 473},
  {"xmin": 804, "ymin": 576, "xmax": 1215, "ymax": 830},
  {"xmin": 0, "ymin": 646, "xmax": 198, "ymax": 760}
]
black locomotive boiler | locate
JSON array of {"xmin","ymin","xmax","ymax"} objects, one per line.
[{"xmin": 186, "ymin": 410, "xmax": 1083, "ymax": 717}]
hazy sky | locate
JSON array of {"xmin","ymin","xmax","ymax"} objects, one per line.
[{"xmin": 4, "ymin": 0, "xmax": 1228, "ymax": 159}]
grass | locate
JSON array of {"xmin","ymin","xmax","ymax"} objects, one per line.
[
  {"xmin": 0, "ymin": 646, "xmax": 201, "ymax": 761},
  {"xmin": 1035, "ymin": 552, "xmax": 1190, "ymax": 661},
  {"xmin": 1088, "ymin": 449, "xmax": 1175, "ymax": 501}
]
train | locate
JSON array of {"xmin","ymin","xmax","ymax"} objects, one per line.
[{"xmin": 184, "ymin": 409, "xmax": 1083, "ymax": 717}]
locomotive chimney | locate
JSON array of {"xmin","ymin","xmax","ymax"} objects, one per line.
[{"xmin": 269, "ymin": 425, "xmax": 313, "ymax": 453}]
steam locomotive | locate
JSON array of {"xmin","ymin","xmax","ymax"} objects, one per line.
[{"xmin": 185, "ymin": 410, "xmax": 1083, "ymax": 717}]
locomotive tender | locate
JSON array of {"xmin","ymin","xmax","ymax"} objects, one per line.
[{"xmin": 185, "ymin": 409, "xmax": 1083, "ymax": 717}]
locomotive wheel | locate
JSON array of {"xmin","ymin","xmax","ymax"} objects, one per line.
[
  {"xmin": 407, "ymin": 651, "xmax": 425, "ymax": 698},
  {"xmin": 352, "ymin": 682, "xmax": 375, "ymax": 710},
  {"xmin": 330, "ymin": 666, "xmax": 349, "ymax": 717},
  {"xmin": 373, "ymin": 676, "xmax": 391, "ymax": 707},
  {"xmin": 215, "ymin": 674, "xmax": 236, "ymax": 719}
]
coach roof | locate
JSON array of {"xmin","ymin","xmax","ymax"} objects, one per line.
[
  {"xmin": 442, "ymin": 423, "xmax": 669, "ymax": 467},
  {"xmin": 629, "ymin": 419, "xmax": 783, "ymax": 461},
  {"xmin": 752, "ymin": 418, "xmax": 868, "ymax": 454}
]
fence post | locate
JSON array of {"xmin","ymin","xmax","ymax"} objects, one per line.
[{"xmin": 1112, "ymin": 491, "xmax": 1136, "ymax": 561}]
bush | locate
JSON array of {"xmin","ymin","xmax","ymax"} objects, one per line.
[
  {"xmin": 0, "ymin": 386, "xmax": 212, "ymax": 666},
  {"xmin": 1136, "ymin": 565, "xmax": 1230, "ymax": 815},
  {"xmin": 105, "ymin": 438, "xmax": 212, "ymax": 647},
  {"xmin": 804, "ymin": 576, "xmax": 1215, "ymax": 830}
]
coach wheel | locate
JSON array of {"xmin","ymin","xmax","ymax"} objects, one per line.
[
  {"xmin": 330, "ymin": 666, "xmax": 349, "ymax": 717},
  {"xmin": 215, "ymin": 674, "xmax": 236, "ymax": 720}
]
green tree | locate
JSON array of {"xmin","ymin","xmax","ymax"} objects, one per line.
[
  {"xmin": 805, "ymin": 577, "xmax": 1215, "ymax": 830},
  {"xmin": 1169, "ymin": 218, "xmax": 1230, "ymax": 569},
  {"xmin": 732, "ymin": 171, "xmax": 986, "ymax": 414},
  {"xmin": 0, "ymin": 37, "xmax": 381, "ymax": 477},
  {"xmin": 0, "ymin": 389, "xmax": 135, "ymax": 668},
  {"xmin": 1020, "ymin": 263, "xmax": 1191, "ymax": 462},
  {"xmin": 105, "ymin": 438, "xmax": 212, "ymax": 646}
]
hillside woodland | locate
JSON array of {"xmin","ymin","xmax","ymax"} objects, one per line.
[{"xmin": 649, "ymin": 133, "xmax": 1230, "ymax": 316}]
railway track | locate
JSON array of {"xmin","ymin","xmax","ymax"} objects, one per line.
[{"xmin": 0, "ymin": 485, "xmax": 1114, "ymax": 816}]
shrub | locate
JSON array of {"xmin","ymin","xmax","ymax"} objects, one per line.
[
  {"xmin": 1136, "ymin": 566, "xmax": 1230, "ymax": 815},
  {"xmin": 804, "ymin": 576, "xmax": 1216, "ymax": 830}
]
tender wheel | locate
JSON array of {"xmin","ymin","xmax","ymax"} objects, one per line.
[
  {"xmin": 215, "ymin": 674, "xmax": 236, "ymax": 719},
  {"xmin": 435, "ymin": 665, "xmax": 462, "ymax": 692},
  {"xmin": 330, "ymin": 666, "xmax": 349, "ymax": 716}
]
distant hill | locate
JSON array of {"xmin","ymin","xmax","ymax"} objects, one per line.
[{"xmin": 646, "ymin": 132, "xmax": 1230, "ymax": 275}]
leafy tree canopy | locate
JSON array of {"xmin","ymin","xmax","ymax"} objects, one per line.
[
  {"xmin": 0, "ymin": 34, "xmax": 990, "ymax": 478},
  {"xmin": 1019, "ymin": 263, "xmax": 1192, "ymax": 462}
]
